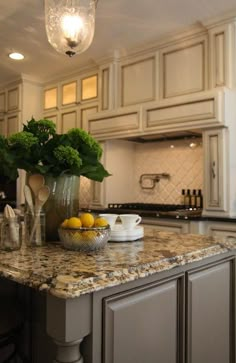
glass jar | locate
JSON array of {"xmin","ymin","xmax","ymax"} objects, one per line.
[
  {"xmin": 0, "ymin": 217, "xmax": 22, "ymax": 251},
  {"xmin": 24, "ymin": 211, "xmax": 46, "ymax": 247}
]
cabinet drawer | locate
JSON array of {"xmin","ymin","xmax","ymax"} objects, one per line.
[
  {"xmin": 207, "ymin": 223, "xmax": 236, "ymax": 238},
  {"xmin": 142, "ymin": 219, "xmax": 190, "ymax": 234}
]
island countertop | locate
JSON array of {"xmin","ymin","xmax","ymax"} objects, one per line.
[{"xmin": 0, "ymin": 230, "xmax": 235, "ymax": 299}]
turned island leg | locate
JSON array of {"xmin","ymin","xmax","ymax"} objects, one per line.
[
  {"xmin": 46, "ymin": 294, "xmax": 92, "ymax": 363},
  {"xmin": 53, "ymin": 339, "xmax": 83, "ymax": 363}
]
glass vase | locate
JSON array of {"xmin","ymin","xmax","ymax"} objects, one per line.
[
  {"xmin": 44, "ymin": 174, "xmax": 80, "ymax": 242},
  {"xmin": 24, "ymin": 211, "xmax": 46, "ymax": 247}
]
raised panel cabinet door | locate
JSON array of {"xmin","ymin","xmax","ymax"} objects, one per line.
[
  {"xmin": 61, "ymin": 81, "xmax": 77, "ymax": 106},
  {"xmin": 6, "ymin": 113, "xmax": 19, "ymax": 136},
  {"xmin": 186, "ymin": 261, "xmax": 232, "ymax": 363},
  {"xmin": 60, "ymin": 109, "xmax": 79, "ymax": 133},
  {"xmin": 159, "ymin": 35, "xmax": 207, "ymax": 99},
  {"xmin": 43, "ymin": 113, "xmax": 59, "ymax": 132},
  {"xmin": 0, "ymin": 117, "xmax": 6, "ymax": 136},
  {"xmin": 120, "ymin": 57, "xmax": 155, "ymax": 106},
  {"xmin": 7, "ymin": 87, "xmax": 20, "ymax": 112},
  {"xmin": 103, "ymin": 277, "xmax": 184, "ymax": 363},
  {"xmin": 44, "ymin": 87, "xmax": 58, "ymax": 110},
  {"xmin": 203, "ymin": 129, "xmax": 226, "ymax": 212},
  {"xmin": 0, "ymin": 92, "xmax": 6, "ymax": 113},
  {"xmin": 81, "ymin": 75, "xmax": 98, "ymax": 101}
]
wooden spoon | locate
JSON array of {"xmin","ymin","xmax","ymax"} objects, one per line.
[
  {"xmin": 29, "ymin": 185, "xmax": 50, "ymax": 245},
  {"xmin": 24, "ymin": 185, "xmax": 34, "ymax": 215},
  {"xmin": 28, "ymin": 174, "xmax": 45, "ymax": 201}
]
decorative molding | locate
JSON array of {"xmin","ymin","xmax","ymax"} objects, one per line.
[
  {"xmin": 202, "ymin": 12, "xmax": 236, "ymax": 29},
  {"xmin": 101, "ymin": 67, "xmax": 110, "ymax": 110}
]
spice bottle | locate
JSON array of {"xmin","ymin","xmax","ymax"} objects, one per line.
[
  {"xmin": 190, "ymin": 189, "xmax": 196, "ymax": 209},
  {"xmin": 184, "ymin": 189, "xmax": 191, "ymax": 209},
  {"xmin": 181, "ymin": 189, "xmax": 185, "ymax": 205},
  {"xmin": 196, "ymin": 189, "xmax": 203, "ymax": 209}
]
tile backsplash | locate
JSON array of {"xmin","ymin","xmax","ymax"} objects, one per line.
[
  {"xmin": 133, "ymin": 139, "xmax": 203, "ymax": 204},
  {"xmin": 79, "ymin": 139, "xmax": 203, "ymax": 206}
]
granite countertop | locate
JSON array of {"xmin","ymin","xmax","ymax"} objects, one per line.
[{"xmin": 0, "ymin": 230, "xmax": 235, "ymax": 299}]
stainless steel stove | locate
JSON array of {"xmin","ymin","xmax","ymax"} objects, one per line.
[
  {"xmin": 107, "ymin": 203, "xmax": 202, "ymax": 219},
  {"xmin": 108, "ymin": 203, "xmax": 183, "ymax": 211}
]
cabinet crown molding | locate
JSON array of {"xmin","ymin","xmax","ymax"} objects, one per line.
[{"xmin": 202, "ymin": 11, "xmax": 236, "ymax": 29}]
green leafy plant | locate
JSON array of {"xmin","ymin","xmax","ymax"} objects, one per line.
[{"xmin": 3, "ymin": 118, "xmax": 110, "ymax": 182}]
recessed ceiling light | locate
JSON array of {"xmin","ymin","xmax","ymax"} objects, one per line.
[{"xmin": 8, "ymin": 52, "xmax": 25, "ymax": 60}]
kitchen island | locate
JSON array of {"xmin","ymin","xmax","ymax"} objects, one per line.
[{"xmin": 0, "ymin": 230, "xmax": 235, "ymax": 363}]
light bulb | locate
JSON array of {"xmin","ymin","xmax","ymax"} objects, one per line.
[
  {"xmin": 45, "ymin": 0, "xmax": 96, "ymax": 57},
  {"xmin": 189, "ymin": 142, "xmax": 197, "ymax": 149},
  {"xmin": 61, "ymin": 14, "xmax": 84, "ymax": 48},
  {"xmin": 8, "ymin": 52, "xmax": 24, "ymax": 60}
]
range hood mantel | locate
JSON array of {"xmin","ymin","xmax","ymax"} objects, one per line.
[{"xmin": 87, "ymin": 88, "xmax": 236, "ymax": 142}]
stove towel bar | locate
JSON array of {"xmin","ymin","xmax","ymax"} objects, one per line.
[{"xmin": 139, "ymin": 173, "xmax": 170, "ymax": 189}]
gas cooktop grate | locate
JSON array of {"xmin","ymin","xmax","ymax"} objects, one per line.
[{"xmin": 108, "ymin": 203, "xmax": 183, "ymax": 211}]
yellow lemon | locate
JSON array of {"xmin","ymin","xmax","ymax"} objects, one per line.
[
  {"xmin": 82, "ymin": 231, "xmax": 97, "ymax": 239},
  {"xmin": 67, "ymin": 217, "xmax": 82, "ymax": 228},
  {"xmin": 80, "ymin": 213, "xmax": 95, "ymax": 228},
  {"xmin": 61, "ymin": 219, "xmax": 69, "ymax": 228},
  {"xmin": 94, "ymin": 217, "xmax": 108, "ymax": 227}
]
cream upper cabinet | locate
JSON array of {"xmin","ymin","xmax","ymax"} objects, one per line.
[
  {"xmin": 61, "ymin": 81, "xmax": 77, "ymax": 107},
  {"xmin": 203, "ymin": 128, "xmax": 228, "ymax": 215},
  {"xmin": 0, "ymin": 85, "xmax": 21, "ymax": 115},
  {"xmin": 119, "ymin": 55, "xmax": 157, "ymax": 107},
  {"xmin": 0, "ymin": 116, "xmax": 6, "ymax": 136},
  {"xmin": 58, "ymin": 107, "xmax": 80, "ymax": 134},
  {"xmin": 44, "ymin": 87, "xmax": 58, "ymax": 110},
  {"xmin": 81, "ymin": 74, "xmax": 98, "ymax": 102},
  {"xmin": 159, "ymin": 35, "xmax": 208, "ymax": 99},
  {"xmin": 0, "ymin": 91, "xmax": 6, "ymax": 113},
  {"xmin": 7, "ymin": 86, "xmax": 20, "ymax": 112},
  {"xmin": 80, "ymin": 103, "xmax": 98, "ymax": 132},
  {"xmin": 43, "ymin": 73, "xmax": 99, "ymax": 132},
  {"xmin": 208, "ymin": 22, "xmax": 236, "ymax": 89},
  {"xmin": 6, "ymin": 112, "xmax": 20, "ymax": 136}
]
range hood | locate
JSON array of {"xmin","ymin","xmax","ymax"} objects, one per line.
[{"xmin": 124, "ymin": 130, "xmax": 202, "ymax": 143}]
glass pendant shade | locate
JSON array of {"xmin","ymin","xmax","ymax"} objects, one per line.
[{"xmin": 45, "ymin": 0, "xmax": 96, "ymax": 57}]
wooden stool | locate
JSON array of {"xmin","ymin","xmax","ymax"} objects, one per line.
[{"xmin": 0, "ymin": 299, "xmax": 28, "ymax": 363}]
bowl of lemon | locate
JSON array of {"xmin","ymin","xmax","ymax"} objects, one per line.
[{"xmin": 58, "ymin": 213, "xmax": 111, "ymax": 251}]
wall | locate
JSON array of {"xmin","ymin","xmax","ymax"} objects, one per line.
[{"xmin": 79, "ymin": 138, "xmax": 203, "ymax": 206}]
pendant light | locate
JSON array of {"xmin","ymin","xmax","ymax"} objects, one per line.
[{"xmin": 44, "ymin": 0, "xmax": 98, "ymax": 57}]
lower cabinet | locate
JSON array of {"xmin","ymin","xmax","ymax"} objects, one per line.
[
  {"xmin": 186, "ymin": 260, "xmax": 233, "ymax": 363},
  {"xmin": 102, "ymin": 258, "xmax": 235, "ymax": 363},
  {"xmin": 103, "ymin": 276, "xmax": 184, "ymax": 363}
]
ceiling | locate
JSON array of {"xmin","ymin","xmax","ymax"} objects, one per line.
[{"xmin": 1, "ymin": 0, "xmax": 236, "ymax": 85}]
